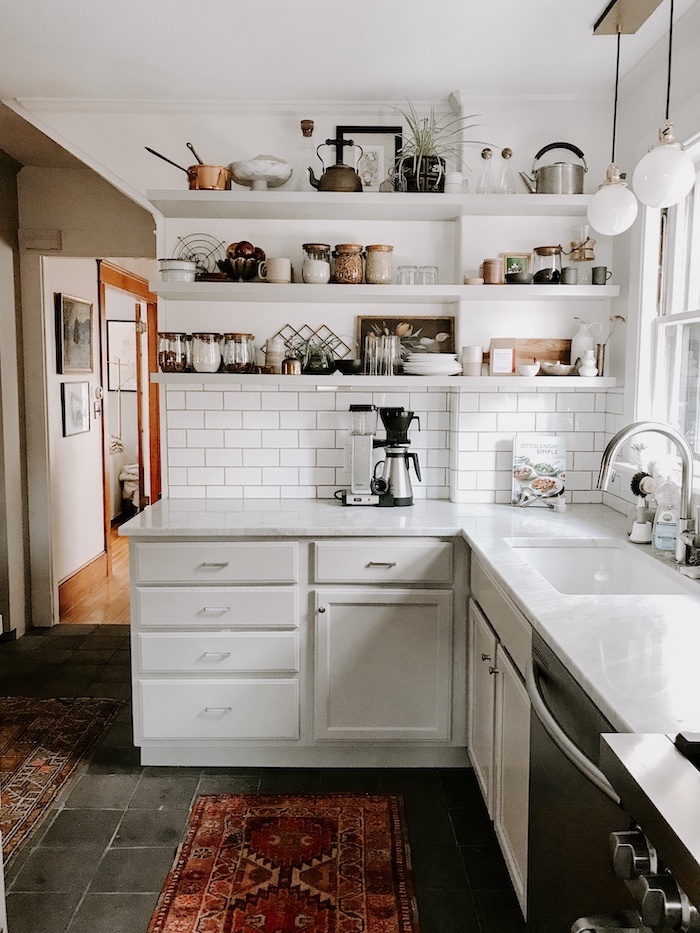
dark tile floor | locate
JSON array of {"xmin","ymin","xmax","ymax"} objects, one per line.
[{"xmin": 1, "ymin": 624, "xmax": 526, "ymax": 933}]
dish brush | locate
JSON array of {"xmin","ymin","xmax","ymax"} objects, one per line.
[{"xmin": 629, "ymin": 472, "xmax": 655, "ymax": 543}]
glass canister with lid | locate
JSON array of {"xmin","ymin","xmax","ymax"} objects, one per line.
[
  {"xmin": 532, "ymin": 245, "xmax": 562, "ymax": 284},
  {"xmin": 222, "ymin": 333, "xmax": 256, "ymax": 372},
  {"xmin": 158, "ymin": 332, "xmax": 189, "ymax": 373},
  {"xmin": 364, "ymin": 244, "xmax": 394, "ymax": 285},
  {"xmin": 191, "ymin": 333, "xmax": 222, "ymax": 373},
  {"xmin": 332, "ymin": 243, "xmax": 364, "ymax": 284},
  {"xmin": 302, "ymin": 243, "xmax": 331, "ymax": 284}
]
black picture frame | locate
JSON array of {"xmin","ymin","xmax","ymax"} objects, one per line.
[
  {"xmin": 55, "ymin": 293, "xmax": 94, "ymax": 374},
  {"xmin": 61, "ymin": 381, "xmax": 90, "ymax": 436},
  {"xmin": 336, "ymin": 125, "xmax": 403, "ymax": 191},
  {"xmin": 357, "ymin": 315, "xmax": 456, "ymax": 358}
]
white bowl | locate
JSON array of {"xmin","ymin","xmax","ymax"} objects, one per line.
[
  {"xmin": 517, "ymin": 362, "xmax": 540, "ymax": 377},
  {"xmin": 229, "ymin": 155, "xmax": 293, "ymax": 190},
  {"xmin": 158, "ymin": 259, "xmax": 196, "ymax": 282}
]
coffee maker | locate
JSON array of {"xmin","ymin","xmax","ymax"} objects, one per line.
[
  {"xmin": 373, "ymin": 407, "xmax": 421, "ymax": 507},
  {"xmin": 339, "ymin": 404, "xmax": 381, "ymax": 506}
]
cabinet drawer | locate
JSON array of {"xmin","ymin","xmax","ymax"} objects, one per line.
[
  {"xmin": 471, "ymin": 558, "xmax": 531, "ymax": 677},
  {"xmin": 313, "ymin": 540, "xmax": 452, "ymax": 584},
  {"xmin": 133, "ymin": 541, "xmax": 298, "ymax": 584},
  {"xmin": 138, "ymin": 679, "xmax": 300, "ymax": 740},
  {"xmin": 135, "ymin": 587, "xmax": 297, "ymax": 628},
  {"xmin": 137, "ymin": 632, "xmax": 299, "ymax": 673}
]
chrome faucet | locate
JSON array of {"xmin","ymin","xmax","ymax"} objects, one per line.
[{"xmin": 597, "ymin": 421, "xmax": 697, "ymax": 565}]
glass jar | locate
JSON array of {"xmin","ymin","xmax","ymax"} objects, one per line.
[
  {"xmin": 332, "ymin": 243, "xmax": 364, "ymax": 284},
  {"xmin": 302, "ymin": 243, "xmax": 331, "ymax": 284},
  {"xmin": 397, "ymin": 264, "xmax": 418, "ymax": 285},
  {"xmin": 365, "ymin": 244, "xmax": 394, "ymax": 285},
  {"xmin": 222, "ymin": 333, "xmax": 255, "ymax": 373},
  {"xmin": 532, "ymin": 246, "xmax": 562, "ymax": 284},
  {"xmin": 191, "ymin": 333, "xmax": 222, "ymax": 373},
  {"xmin": 157, "ymin": 332, "xmax": 189, "ymax": 373}
]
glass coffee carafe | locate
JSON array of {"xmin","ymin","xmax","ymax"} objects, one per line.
[{"xmin": 532, "ymin": 245, "xmax": 562, "ymax": 284}]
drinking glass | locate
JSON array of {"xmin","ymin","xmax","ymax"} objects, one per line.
[
  {"xmin": 417, "ymin": 265, "xmax": 439, "ymax": 285},
  {"xmin": 397, "ymin": 265, "xmax": 418, "ymax": 285}
]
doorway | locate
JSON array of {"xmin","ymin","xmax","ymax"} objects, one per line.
[{"xmin": 57, "ymin": 260, "xmax": 160, "ymax": 624}]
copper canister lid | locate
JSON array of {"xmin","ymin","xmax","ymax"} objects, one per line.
[
  {"xmin": 366, "ymin": 244, "xmax": 394, "ymax": 251},
  {"xmin": 334, "ymin": 243, "xmax": 364, "ymax": 252},
  {"xmin": 533, "ymin": 245, "xmax": 562, "ymax": 255}
]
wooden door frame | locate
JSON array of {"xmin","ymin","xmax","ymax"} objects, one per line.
[{"xmin": 97, "ymin": 261, "xmax": 160, "ymax": 572}]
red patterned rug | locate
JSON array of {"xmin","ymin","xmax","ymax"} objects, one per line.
[
  {"xmin": 148, "ymin": 793, "xmax": 420, "ymax": 933},
  {"xmin": 0, "ymin": 696, "xmax": 122, "ymax": 865}
]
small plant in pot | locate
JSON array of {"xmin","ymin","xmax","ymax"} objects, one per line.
[{"xmin": 393, "ymin": 101, "xmax": 483, "ymax": 193}]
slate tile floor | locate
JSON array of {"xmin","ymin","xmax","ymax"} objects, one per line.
[{"xmin": 1, "ymin": 624, "xmax": 526, "ymax": 933}]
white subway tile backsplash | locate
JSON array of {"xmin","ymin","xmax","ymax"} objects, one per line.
[
  {"xmin": 224, "ymin": 429, "xmax": 262, "ymax": 448},
  {"xmin": 162, "ymin": 383, "xmax": 618, "ymax": 502}
]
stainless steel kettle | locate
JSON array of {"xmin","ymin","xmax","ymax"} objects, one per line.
[{"xmin": 519, "ymin": 142, "xmax": 588, "ymax": 194}]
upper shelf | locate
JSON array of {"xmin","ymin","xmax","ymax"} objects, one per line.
[
  {"xmin": 147, "ymin": 190, "xmax": 594, "ymax": 222},
  {"xmin": 150, "ymin": 281, "xmax": 620, "ymax": 303}
]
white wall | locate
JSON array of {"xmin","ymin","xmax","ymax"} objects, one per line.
[{"xmin": 43, "ymin": 257, "xmax": 105, "ymax": 583}]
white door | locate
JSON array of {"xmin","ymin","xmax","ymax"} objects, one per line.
[
  {"xmin": 313, "ymin": 588, "xmax": 453, "ymax": 742},
  {"xmin": 468, "ymin": 598, "xmax": 498, "ymax": 816}
]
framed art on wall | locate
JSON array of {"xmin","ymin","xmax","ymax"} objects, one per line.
[
  {"xmin": 61, "ymin": 381, "xmax": 90, "ymax": 437},
  {"xmin": 335, "ymin": 126, "xmax": 403, "ymax": 192},
  {"xmin": 357, "ymin": 315, "xmax": 456, "ymax": 358},
  {"xmin": 55, "ymin": 293, "xmax": 94, "ymax": 374}
]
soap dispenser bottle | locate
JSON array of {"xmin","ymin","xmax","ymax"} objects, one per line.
[{"xmin": 652, "ymin": 475, "xmax": 680, "ymax": 552}]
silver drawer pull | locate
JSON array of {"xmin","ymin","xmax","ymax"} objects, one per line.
[
  {"xmin": 201, "ymin": 606, "xmax": 231, "ymax": 614},
  {"xmin": 204, "ymin": 706, "xmax": 232, "ymax": 713},
  {"xmin": 199, "ymin": 561, "xmax": 230, "ymax": 570},
  {"xmin": 201, "ymin": 652, "xmax": 232, "ymax": 660},
  {"xmin": 366, "ymin": 561, "xmax": 397, "ymax": 569}
]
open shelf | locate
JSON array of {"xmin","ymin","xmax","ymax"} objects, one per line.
[
  {"xmin": 150, "ymin": 281, "xmax": 620, "ymax": 304},
  {"xmin": 147, "ymin": 190, "xmax": 594, "ymax": 222},
  {"xmin": 152, "ymin": 372, "xmax": 616, "ymax": 389}
]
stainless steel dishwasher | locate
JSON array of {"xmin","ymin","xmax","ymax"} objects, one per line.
[{"xmin": 526, "ymin": 631, "xmax": 637, "ymax": 933}]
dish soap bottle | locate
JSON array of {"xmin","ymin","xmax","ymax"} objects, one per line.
[{"xmin": 652, "ymin": 475, "xmax": 680, "ymax": 553}]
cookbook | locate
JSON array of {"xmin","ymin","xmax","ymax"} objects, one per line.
[{"xmin": 512, "ymin": 434, "xmax": 566, "ymax": 508}]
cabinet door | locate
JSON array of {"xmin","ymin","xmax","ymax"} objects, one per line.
[
  {"xmin": 468, "ymin": 599, "xmax": 498, "ymax": 817},
  {"xmin": 493, "ymin": 643, "xmax": 530, "ymax": 913},
  {"xmin": 314, "ymin": 588, "xmax": 453, "ymax": 742}
]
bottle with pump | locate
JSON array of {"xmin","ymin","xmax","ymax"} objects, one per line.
[{"xmin": 652, "ymin": 474, "xmax": 680, "ymax": 553}]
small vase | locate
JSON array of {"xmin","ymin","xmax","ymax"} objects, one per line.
[
  {"xmin": 397, "ymin": 155, "xmax": 446, "ymax": 193},
  {"xmin": 578, "ymin": 349, "xmax": 598, "ymax": 378}
]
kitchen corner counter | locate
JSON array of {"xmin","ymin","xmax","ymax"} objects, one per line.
[{"xmin": 121, "ymin": 498, "xmax": 700, "ymax": 739}]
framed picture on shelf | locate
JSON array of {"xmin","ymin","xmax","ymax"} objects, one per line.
[
  {"xmin": 107, "ymin": 320, "xmax": 137, "ymax": 391},
  {"xmin": 501, "ymin": 253, "xmax": 532, "ymax": 276},
  {"xmin": 357, "ymin": 315, "xmax": 456, "ymax": 358},
  {"xmin": 335, "ymin": 125, "xmax": 403, "ymax": 192},
  {"xmin": 55, "ymin": 293, "xmax": 94, "ymax": 374},
  {"xmin": 61, "ymin": 381, "xmax": 90, "ymax": 437}
]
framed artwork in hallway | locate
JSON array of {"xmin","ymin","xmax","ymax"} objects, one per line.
[
  {"xmin": 55, "ymin": 293, "xmax": 94, "ymax": 374},
  {"xmin": 61, "ymin": 381, "xmax": 90, "ymax": 436}
]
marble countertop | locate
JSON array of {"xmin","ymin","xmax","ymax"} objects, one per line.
[{"xmin": 121, "ymin": 498, "xmax": 700, "ymax": 737}]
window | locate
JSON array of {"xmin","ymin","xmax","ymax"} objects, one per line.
[{"xmin": 653, "ymin": 142, "xmax": 700, "ymax": 462}]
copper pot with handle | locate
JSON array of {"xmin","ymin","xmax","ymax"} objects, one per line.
[{"xmin": 145, "ymin": 146, "xmax": 232, "ymax": 190}]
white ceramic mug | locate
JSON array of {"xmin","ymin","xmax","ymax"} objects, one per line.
[
  {"xmin": 258, "ymin": 257, "xmax": 292, "ymax": 284},
  {"xmin": 461, "ymin": 345, "xmax": 483, "ymax": 376}
]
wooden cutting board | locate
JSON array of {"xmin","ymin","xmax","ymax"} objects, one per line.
[{"xmin": 483, "ymin": 338, "xmax": 571, "ymax": 364}]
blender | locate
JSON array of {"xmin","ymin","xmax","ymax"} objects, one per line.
[
  {"xmin": 373, "ymin": 407, "xmax": 421, "ymax": 507},
  {"xmin": 340, "ymin": 404, "xmax": 380, "ymax": 506}
]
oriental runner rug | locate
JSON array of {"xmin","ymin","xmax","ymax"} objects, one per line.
[
  {"xmin": 148, "ymin": 793, "xmax": 420, "ymax": 933},
  {"xmin": 0, "ymin": 696, "xmax": 122, "ymax": 865}
]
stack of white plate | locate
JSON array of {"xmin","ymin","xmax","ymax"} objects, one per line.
[{"xmin": 402, "ymin": 353, "xmax": 462, "ymax": 376}]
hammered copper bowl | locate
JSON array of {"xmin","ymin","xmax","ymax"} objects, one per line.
[{"xmin": 217, "ymin": 257, "xmax": 259, "ymax": 282}]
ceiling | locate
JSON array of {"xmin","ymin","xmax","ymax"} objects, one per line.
[{"xmin": 0, "ymin": 0, "xmax": 697, "ymax": 167}]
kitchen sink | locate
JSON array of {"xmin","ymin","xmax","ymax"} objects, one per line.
[{"xmin": 504, "ymin": 536, "xmax": 697, "ymax": 595}]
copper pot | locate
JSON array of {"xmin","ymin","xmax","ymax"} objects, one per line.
[{"xmin": 187, "ymin": 164, "xmax": 232, "ymax": 190}]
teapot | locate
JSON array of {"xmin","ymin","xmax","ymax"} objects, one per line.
[
  {"xmin": 308, "ymin": 137, "xmax": 363, "ymax": 192},
  {"xmin": 519, "ymin": 142, "xmax": 588, "ymax": 194}
]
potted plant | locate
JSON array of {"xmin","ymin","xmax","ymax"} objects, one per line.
[{"xmin": 393, "ymin": 101, "xmax": 483, "ymax": 193}]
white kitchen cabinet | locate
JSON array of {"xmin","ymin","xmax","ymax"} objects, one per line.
[
  {"xmin": 314, "ymin": 587, "xmax": 453, "ymax": 742},
  {"xmin": 468, "ymin": 554, "xmax": 532, "ymax": 916},
  {"xmin": 468, "ymin": 599, "xmax": 498, "ymax": 815}
]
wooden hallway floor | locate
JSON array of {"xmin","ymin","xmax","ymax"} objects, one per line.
[{"xmin": 59, "ymin": 531, "xmax": 130, "ymax": 626}]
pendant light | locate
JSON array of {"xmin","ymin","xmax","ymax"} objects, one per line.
[
  {"xmin": 587, "ymin": 30, "xmax": 639, "ymax": 236},
  {"xmin": 632, "ymin": 0, "xmax": 696, "ymax": 208}
]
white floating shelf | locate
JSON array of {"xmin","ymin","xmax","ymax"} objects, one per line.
[
  {"xmin": 147, "ymin": 190, "xmax": 594, "ymax": 222},
  {"xmin": 150, "ymin": 281, "xmax": 620, "ymax": 304},
  {"xmin": 152, "ymin": 373, "xmax": 616, "ymax": 389}
]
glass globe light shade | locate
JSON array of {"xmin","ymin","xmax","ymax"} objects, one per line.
[
  {"xmin": 587, "ymin": 165, "xmax": 638, "ymax": 236},
  {"xmin": 632, "ymin": 122, "xmax": 696, "ymax": 208}
]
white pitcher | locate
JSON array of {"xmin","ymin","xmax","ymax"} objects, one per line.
[{"xmin": 570, "ymin": 320, "xmax": 602, "ymax": 368}]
